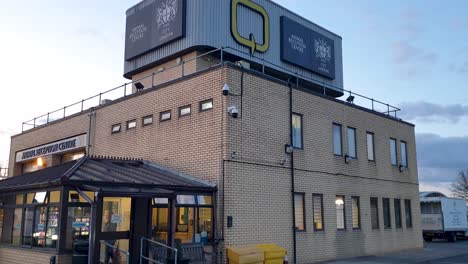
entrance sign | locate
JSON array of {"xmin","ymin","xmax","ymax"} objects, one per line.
[
  {"xmin": 15, "ymin": 134, "xmax": 87, "ymax": 162},
  {"xmin": 280, "ymin": 16, "xmax": 336, "ymax": 79}
]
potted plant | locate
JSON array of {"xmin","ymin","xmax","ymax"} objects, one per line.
[{"xmin": 167, "ymin": 240, "xmax": 190, "ymax": 264}]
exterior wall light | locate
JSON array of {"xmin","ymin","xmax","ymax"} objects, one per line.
[
  {"xmin": 285, "ymin": 144, "xmax": 294, "ymax": 154},
  {"xmin": 399, "ymin": 164, "xmax": 405, "ymax": 172},
  {"xmin": 134, "ymin": 82, "xmax": 144, "ymax": 92},
  {"xmin": 344, "ymin": 155, "xmax": 351, "ymax": 164},
  {"xmin": 37, "ymin": 157, "xmax": 45, "ymax": 167}
]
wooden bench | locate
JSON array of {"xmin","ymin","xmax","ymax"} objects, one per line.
[{"xmin": 151, "ymin": 243, "xmax": 214, "ymax": 264}]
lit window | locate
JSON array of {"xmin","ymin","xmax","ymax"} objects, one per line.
[
  {"xmin": 383, "ymin": 198, "xmax": 391, "ymax": 228},
  {"xmin": 333, "ymin": 123, "xmax": 342, "ymax": 156},
  {"xmin": 371, "ymin": 197, "xmax": 379, "ymax": 229},
  {"xmin": 200, "ymin": 99, "xmax": 213, "ymax": 112},
  {"xmin": 127, "ymin": 119, "xmax": 137, "ymax": 130},
  {"xmin": 390, "ymin": 138, "xmax": 397, "ymax": 165},
  {"xmin": 292, "ymin": 113, "xmax": 303, "ymax": 149},
  {"xmin": 179, "ymin": 105, "xmax": 191, "ymax": 117},
  {"xmin": 367, "ymin": 132, "xmax": 375, "ymax": 161},
  {"xmin": 336, "ymin": 195, "xmax": 345, "ymax": 229},
  {"xmin": 347, "ymin": 127, "xmax": 356, "ymax": 158},
  {"xmin": 160, "ymin": 110, "xmax": 172, "ymax": 122},
  {"xmin": 176, "ymin": 195, "xmax": 195, "ymax": 205},
  {"xmin": 142, "ymin": 115, "xmax": 153, "ymax": 126},
  {"xmin": 352, "ymin": 196, "xmax": 360, "ymax": 229},
  {"xmin": 197, "ymin": 195, "xmax": 212, "ymax": 205},
  {"xmin": 294, "ymin": 193, "xmax": 305, "ymax": 231},
  {"xmin": 153, "ymin": 198, "xmax": 168, "ymax": 204},
  {"xmin": 405, "ymin": 199, "xmax": 412, "ymax": 228},
  {"xmin": 400, "ymin": 141, "xmax": 408, "ymax": 167},
  {"xmin": 111, "ymin": 124, "xmax": 121, "ymax": 134},
  {"xmin": 394, "ymin": 199, "xmax": 402, "ymax": 228},
  {"xmin": 312, "ymin": 194, "xmax": 324, "ymax": 231},
  {"xmin": 34, "ymin": 192, "xmax": 47, "ymax": 203}
]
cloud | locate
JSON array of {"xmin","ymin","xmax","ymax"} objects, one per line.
[
  {"xmin": 0, "ymin": 128, "xmax": 14, "ymax": 136},
  {"xmin": 448, "ymin": 60, "xmax": 468, "ymax": 74},
  {"xmin": 73, "ymin": 27, "xmax": 110, "ymax": 46},
  {"xmin": 398, "ymin": 101, "xmax": 468, "ymax": 123},
  {"xmin": 391, "ymin": 41, "xmax": 438, "ymax": 65}
]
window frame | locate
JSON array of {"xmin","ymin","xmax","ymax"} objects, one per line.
[
  {"xmin": 199, "ymin": 99, "xmax": 213, "ymax": 112},
  {"xmin": 159, "ymin": 110, "xmax": 172, "ymax": 122},
  {"xmin": 383, "ymin": 198, "xmax": 392, "ymax": 229},
  {"xmin": 292, "ymin": 113, "xmax": 303, "ymax": 149},
  {"xmin": 366, "ymin": 132, "xmax": 375, "ymax": 161},
  {"xmin": 351, "ymin": 196, "xmax": 361, "ymax": 230},
  {"xmin": 333, "ymin": 123, "xmax": 343, "ymax": 156},
  {"xmin": 179, "ymin": 105, "xmax": 192, "ymax": 118},
  {"xmin": 312, "ymin": 194, "xmax": 324, "ymax": 231},
  {"xmin": 405, "ymin": 199, "xmax": 413, "ymax": 228},
  {"xmin": 390, "ymin": 138, "xmax": 398, "ymax": 166},
  {"xmin": 335, "ymin": 195, "xmax": 346, "ymax": 230},
  {"xmin": 126, "ymin": 119, "xmax": 137, "ymax": 130},
  {"xmin": 400, "ymin": 141, "xmax": 408, "ymax": 168},
  {"xmin": 142, "ymin": 115, "xmax": 154, "ymax": 126},
  {"xmin": 294, "ymin": 193, "xmax": 306, "ymax": 232},
  {"xmin": 347, "ymin": 127, "xmax": 357, "ymax": 159},
  {"xmin": 111, "ymin": 123, "xmax": 121, "ymax": 134},
  {"xmin": 370, "ymin": 197, "xmax": 380, "ymax": 230},
  {"xmin": 394, "ymin": 199, "xmax": 402, "ymax": 228}
]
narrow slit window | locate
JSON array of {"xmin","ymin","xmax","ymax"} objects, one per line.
[
  {"xmin": 127, "ymin": 119, "xmax": 137, "ymax": 130},
  {"xmin": 390, "ymin": 138, "xmax": 397, "ymax": 166},
  {"xmin": 333, "ymin": 123, "xmax": 342, "ymax": 156},
  {"xmin": 160, "ymin": 111, "xmax": 172, "ymax": 122},
  {"xmin": 142, "ymin": 115, "xmax": 153, "ymax": 126},
  {"xmin": 111, "ymin": 124, "xmax": 121, "ymax": 134},
  {"xmin": 179, "ymin": 105, "xmax": 191, "ymax": 117},
  {"xmin": 400, "ymin": 141, "xmax": 408, "ymax": 167},
  {"xmin": 367, "ymin": 132, "xmax": 375, "ymax": 161},
  {"xmin": 294, "ymin": 193, "xmax": 305, "ymax": 231},
  {"xmin": 336, "ymin": 195, "xmax": 345, "ymax": 230},
  {"xmin": 200, "ymin": 99, "xmax": 213, "ymax": 112},
  {"xmin": 292, "ymin": 113, "xmax": 303, "ymax": 149},
  {"xmin": 347, "ymin": 127, "xmax": 357, "ymax": 158},
  {"xmin": 371, "ymin": 197, "xmax": 379, "ymax": 229},
  {"xmin": 352, "ymin": 196, "xmax": 360, "ymax": 229},
  {"xmin": 312, "ymin": 194, "xmax": 324, "ymax": 231}
]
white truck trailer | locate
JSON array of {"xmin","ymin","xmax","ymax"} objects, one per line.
[{"xmin": 420, "ymin": 192, "xmax": 468, "ymax": 242}]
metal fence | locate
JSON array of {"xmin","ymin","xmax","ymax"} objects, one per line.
[
  {"xmin": 21, "ymin": 46, "xmax": 400, "ymax": 132},
  {"xmin": 140, "ymin": 237, "xmax": 178, "ymax": 264},
  {"xmin": 99, "ymin": 240, "xmax": 130, "ymax": 264}
]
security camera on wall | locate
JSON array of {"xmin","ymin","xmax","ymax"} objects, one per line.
[
  {"xmin": 227, "ymin": 106, "xmax": 239, "ymax": 118},
  {"xmin": 222, "ymin": 84, "xmax": 230, "ymax": 96}
]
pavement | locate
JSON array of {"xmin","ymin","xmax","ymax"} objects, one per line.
[{"xmin": 317, "ymin": 240, "xmax": 468, "ymax": 264}]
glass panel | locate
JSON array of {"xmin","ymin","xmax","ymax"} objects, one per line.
[
  {"xmin": 62, "ymin": 151, "xmax": 85, "ymax": 163},
  {"xmin": 347, "ymin": 128, "xmax": 356, "ymax": 158},
  {"xmin": 34, "ymin": 192, "xmax": 47, "ymax": 203},
  {"xmin": 34, "ymin": 207, "xmax": 47, "ymax": 247},
  {"xmin": 394, "ymin": 199, "xmax": 402, "ymax": 228},
  {"xmin": 367, "ymin": 133, "xmax": 375, "ymax": 160},
  {"xmin": 401, "ymin": 142, "xmax": 408, "ymax": 167},
  {"xmin": 333, "ymin": 124, "xmax": 342, "ymax": 155},
  {"xmin": 16, "ymin": 194, "xmax": 24, "ymax": 205},
  {"xmin": 160, "ymin": 111, "xmax": 171, "ymax": 121},
  {"xmin": 100, "ymin": 239, "xmax": 129, "ymax": 264},
  {"xmin": 112, "ymin": 124, "xmax": 121, "ymax": 133},
  {"xmin": 22, "ymin": 208, "xmax": 34, "ymax": 246},
  {"xmin": 49, "ymin": 191, "xmax": 61, "ymax": 203},
  {"xmin": 0, "ymin": 208, "xmax": 3, "ymax": 242},
  {"xmin": 371, "ymin": 198, "xmax": 379, "ymax": 229},
  {"xmin": 177, "ymin": 195, "xmax": 195, "ymax": 205},
  {"xmin": 66, "ymin": 207, "xmax": 91, "ymax": 250},
  {"xmin": 390, "ymin": 139, "xmax": 397, "ymax": 165},
  {"xmin": 102, "ymin": 197, "xmax": 132, "ymax": 232},
  {"xmin": 175, "ymin": 207, "xmax": 195, "ymax": 243},
  {"xmin": 294, "ymin": 194, "xmax": 305, "ymax": 231},
  {"xmin": 352, "ymin": 197, "xmax": 360, "ymax": 229},
  {"xmin": 197, "ymin": 195, "xmax": 212, "ymax": 205},
  {"xmin": 143, "ymin": 115, "xmax": 153, "ymax": 125},
  {"xmin": 46, "ymin": 207, "xmax": 59, "ymax": 248},
  {"xmin": 405, "ymin": 199, "xmax": 413, "ymax": 228},
  {"xmin": 26, "ymin": 193, "xmax": 35, "ymax": 204},
  {"xmin": 198, "ymin": 208, "xmax": 213, "ymax": 242},
  {"xmin": 201, "ymin": 100, "xmax": 213, "ymax": 111},
  {"xmin": 152, "ymin": 208, "xmax": 168, "ymax": 244},
  {"xmin": 180, "ymin": 106, "xmax": 191, "ymax": 116},
  {"xmin": 383, "ymin": 198, "xmax": 391, "ymax": 228},
  {"xmin": 292, "ymin": 114, "xmax": 302, "ymax": 148},
  {"xmin": 12, "ymin": 208, "xmax": 22, "ymax": 245},
  {"xmin": 312, "ymin": 195, "xmax": 323, "ymax": 230},
  {"xmin": 335, "ymin": 196, "xmax": 345, "ymax": 229},
  {"xmin": 127, "ymin": 120, "xmax": 137, "ymax": 129},
  {"xmin": 154, "ymin": 198, "xmax": 169, "ymax": 205},
  {"xmin": 69, "ymin": 191, "xmax": 95, "ymax": 203}
]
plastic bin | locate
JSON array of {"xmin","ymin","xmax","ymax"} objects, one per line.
[
  {"xmin": 227, "ymin": 246, "xmax": 264, "ymax": 264},
  {"xmin": 255, "ymin": 244, "xmax": 287, "ymax": 264}
]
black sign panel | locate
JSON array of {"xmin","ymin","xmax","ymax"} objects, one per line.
[
  {"xmin": 280, "ymin": 16, "xmax": 335, "ymax": 79},
  {"xmin": 125, "ymin": 0, "xmax": 185, "ymax": 60}
]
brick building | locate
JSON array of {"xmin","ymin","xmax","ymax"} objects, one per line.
[{"xmin": 0, "ymin": 0, "xmax": 422, "ymax": 263}]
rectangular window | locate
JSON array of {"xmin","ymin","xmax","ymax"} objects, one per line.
[
  {"xmin": 111, "ymin": 124, "xmax": 121, "ymax": 134},
  {"xmin": 371, "ymin": 197, "xmax": 379, "ymax": 229},
  {"xmin": 336, "ymin": 195, "xmax": 345, "ymax": 230},
  {"xmin": 127, "ymin": 119, "xmax": 137, "ymax": 130},
  {"xmin": 352, "ymin": 196, "xmax": 360, "ymax": 229},
  {"xmin": 367, "ymin": 132, "xmax": 375, "ymax": 161},
  {"xmin": 142, "ymin": 115, "xmax": 153, "ymax": 126},
  {"xmin": 400, "ymin": 141, "xmax": 408, "ymax": 167},
  {"xmin": 160, "ymin": 110, "xmax": 172, "ymax": 122},
  {"xmin": 333, "ymin": 123, "xmax": 342, "ymax": 156},
  {"xmin": 312, "ymin": 194, "xmax": 324, "ymax": 231},
  {"xmin": 200, "ymin": 99, "xmax": 213, "ymax": 112},
  {"xmin": 12, "ymin": 208, "xmax": 22, "ymax": 245},
  {"xmin": 390, "ymin": 138, "xmax": 397, "ymax": 165},
  {"xmin": 294, "ymin": 193, "xmax": 305, "ymax": 231},
  {"xmin": 292, "ymin": 113, "xmax": 303, "ymax": 149},
  {"xmin": 405, "ymin": 199, "xmax": 413, "ymax": 228},
  {"xmin": 179, "ymin": 105, "xmax": 191, "ymax": 117},
  {"xmin": 394, "ymin": 199, "xmax": 402, "ymax": 228},
  {"xmin": 383, "ymin": 198, "xmax": 391, "ymax": 228},
  {"xmin": 22, "ymin": 208, "xmax": 34, "ymax": 246},
  {"xmin": 347, "ymin": 127, "xmax": 357, "ymax": 158},
  {"xmin": 0, "ymin": 208, "xmax": 3, "ymax": 242}
]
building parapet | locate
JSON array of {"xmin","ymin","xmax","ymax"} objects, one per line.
[{"xmin": 21, "ymin": 47, "xmax": 401, "ymax": 133}]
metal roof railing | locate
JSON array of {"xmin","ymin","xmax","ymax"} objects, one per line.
[
  {"xmin": 21, "ymin": 47, "xmax": 401, "ymax": 132},
  {"xmin": 0, "ymin": 168, "xmax": 8, "ymax": 179}
]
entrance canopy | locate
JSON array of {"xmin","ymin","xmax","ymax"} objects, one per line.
[{"xmin": 0, "ymin": 156, "xmax": 216, "ymax": 194}]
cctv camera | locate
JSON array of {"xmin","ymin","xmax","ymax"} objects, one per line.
[
  {"xmin": 227, "ymin": 106, "xmax": 239, "ymax": 118},
  {"xmin": 222, "ymin": 84, "xmax": 230, "ymax": 96}
]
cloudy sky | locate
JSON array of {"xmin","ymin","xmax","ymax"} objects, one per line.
[{"xmin": 1, "ymin": 0, "xmax": 468, "ymax": 195}]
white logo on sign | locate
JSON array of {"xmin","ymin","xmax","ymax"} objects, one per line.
[
  {"xmin": 157, "ymin": 0, "xmax": 178, "ymax": 27},
  {"xmin": 314, "ymin": 38, "xmax": 332, "ymax": 63}
]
